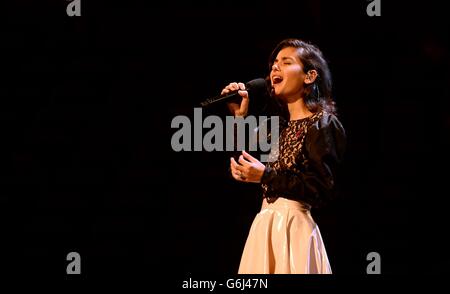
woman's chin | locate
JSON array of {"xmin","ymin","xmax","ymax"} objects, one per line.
[
  {"xmin": 273, "ymin": 88, "xmax": 282, "ymax": 97},
  {"xmin": 273, "ymin": 85, "xmax": 286, "ymax": 97}
]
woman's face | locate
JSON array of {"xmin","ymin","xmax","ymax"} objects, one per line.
[{"xmin": 270, "ymin": 46, "xmax": 307, "ymax": 101}]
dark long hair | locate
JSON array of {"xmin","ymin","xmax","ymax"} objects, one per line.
[{"xmin": 268, "ymin": 38, "xmax": 336, "ymax": 115}]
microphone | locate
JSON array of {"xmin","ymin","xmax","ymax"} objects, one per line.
[{"xmin": 200, "ymin": 78, "xmax": 267, "ymax": 107}]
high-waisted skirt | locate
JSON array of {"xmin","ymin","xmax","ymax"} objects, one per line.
[{"xmin": 238, "ymin": 197, "xmax": 332, "ymax": 274}]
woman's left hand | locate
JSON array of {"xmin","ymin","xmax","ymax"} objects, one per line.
[{"xmin": 230, "ymin": 150, "xmax": 265, "ymax": 183}]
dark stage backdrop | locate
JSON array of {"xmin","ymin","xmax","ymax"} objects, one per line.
[{"xmin": 2, "ymin": 0, "xmax": 447, "ymax": 286}]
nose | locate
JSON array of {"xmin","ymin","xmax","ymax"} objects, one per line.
[{"xmin": 272, "ymin": 63, "xmax": 280, "ymax": 71}]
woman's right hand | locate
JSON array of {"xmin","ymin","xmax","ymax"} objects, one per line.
[{"xmin": 221, "ymin": 82, "xmax": 249, "ymax": 117}]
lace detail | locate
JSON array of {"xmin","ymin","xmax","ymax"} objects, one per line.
[{"xmin": 262, "ymin": 111, "xmax": 324, "ymax": 201}]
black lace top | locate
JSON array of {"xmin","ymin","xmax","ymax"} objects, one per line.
[{"xmin": 261, "ymin": 111, "xmax": 346, "ymax": 208}]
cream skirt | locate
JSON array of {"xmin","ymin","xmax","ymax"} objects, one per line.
[{"xmin": 238, "ymin": 197, "xmax": 332, "ymax": 274}]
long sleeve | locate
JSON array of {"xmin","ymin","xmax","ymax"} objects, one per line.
[{"xmin": 261, "ymin": 114, "xmax": 346, "ymax": 208}]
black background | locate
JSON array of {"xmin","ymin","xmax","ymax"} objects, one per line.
[{"xmin": 1, "ymin": 0, "xmax": 448, "ymax": 286}]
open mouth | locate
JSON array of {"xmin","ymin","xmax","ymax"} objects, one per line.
[{"xmin": 272, "ymin": 76, "xmax": 283, "ymax": 85}]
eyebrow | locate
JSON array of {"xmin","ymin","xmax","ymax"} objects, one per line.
[{"xmin": 274, "ymin": 56, "xmax": 295, "ymax": 62}]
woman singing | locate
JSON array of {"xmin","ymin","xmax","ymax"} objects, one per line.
[{"xmin": 221, "ymin": 38, "xmax": 346, "ymax": 274}]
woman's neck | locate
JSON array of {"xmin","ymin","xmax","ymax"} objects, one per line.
[{"xmin": 287, "ymin": 99, "xmax": 313, "ymax": 120}]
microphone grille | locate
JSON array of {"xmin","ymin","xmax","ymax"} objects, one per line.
[{"xmin": 246, "ymin": 78, "xmax": 267, "ymax": 90}]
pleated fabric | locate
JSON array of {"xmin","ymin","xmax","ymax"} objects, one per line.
[{"xmin": 238, "ymin": 197, "xmax": 332, "ymax": 274}]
